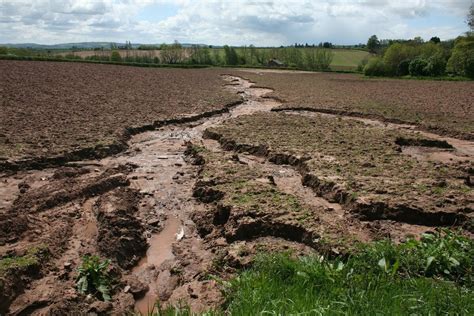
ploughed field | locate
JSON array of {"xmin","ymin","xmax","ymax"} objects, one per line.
[
  {"xmin": 232, "ymin": 70, "xmax": 474, "ymax": 140},
  {"xmin": 0, "ymin": 63, "xmax": 473, "ymax": 315},
  {"xmin": 0, "ymin": 60, "xmax": 240, "ymax": 169}
]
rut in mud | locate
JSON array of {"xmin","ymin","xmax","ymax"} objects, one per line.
[{"xmin": 0, "ymin": 74, "xmax": 472, "ymax": 315}]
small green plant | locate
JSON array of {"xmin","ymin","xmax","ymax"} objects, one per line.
[{"xmin": 76, "ymin": 255, "xmax": 111, "ymax": 301}]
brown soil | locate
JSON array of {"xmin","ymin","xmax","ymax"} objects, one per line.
[
  {"xmin": 229, "ymin": 70, "xmax": 474, "ymax": 140},
  {"xmin": 0, "ymin": 61, "xmax": 240, "ymax": 170},
  {"xmin": 1, "ymin": 68, "xmax": 473, "ymax": 315}
]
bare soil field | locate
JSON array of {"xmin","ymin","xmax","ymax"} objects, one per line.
[
  {"xmin": 230, "ymin": 70, "xmax": 474, "ymax": 140},
  {"xmin": 0, "ymin": 61, "xmax": 240, "ymax": 170},
  {"xmin": 0, "ymin": 67, "xmax": 473, "ymax": 315}
]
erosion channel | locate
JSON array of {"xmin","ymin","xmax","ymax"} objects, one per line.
[{"xmin": 1, "ymin": 73, "xmax": 472, "ymax": 315}]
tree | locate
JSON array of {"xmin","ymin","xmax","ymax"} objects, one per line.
[
  {"xmin": 223, "ymin": 45, "xmax": 239, "ymax": 65},
  {"xmin": 304, "ymin": 48, "xmax": 334, "ymax": 71},
  {"xmin": 468, "ymin": 3, "xmax": 474, "ymax": 32},
  {"xmin": 189, "ymin": 45, "xmax": 212, "ymax": 64},
  {"xmin": 383, "ymin": 43, "xmax": 418, "ymax": 75},
  {"xmin": 367, "ymin": 35, "xmax": 380, "ymax": 53},
  {"xmin": 160, "ymin": 41, "xmax": 184, "ymax": 64},
  {"xmin": 110, "ymin": 50, "xmax": 121, "ymax": 62},
  {"xmin": 430, "ymin": 36, "xmax": 441, "ymax": 44},
  {"xmin": 447, "ymin": 36, "xmax": 474, "ymax": 78}
]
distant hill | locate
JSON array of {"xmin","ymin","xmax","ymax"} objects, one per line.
[{"xmin": 1, "ymin": 42, "xmax": 212, "ymax": 50}]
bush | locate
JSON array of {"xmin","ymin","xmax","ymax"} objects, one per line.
[
  {"xmin": 409, "ymin": 57, "xmax": 429, "ymax": 76},
  {"xmin": 110, "ymin": 51, "xmax": 121, "ymax": 62},
  {"xmin": 447, "ymin": 36, "xmax": 474, "ymax": 78},
  {"xmin": 356, "ymin": 57, "xmax": 369, "ymax": 72},
  {"xmin": 397, "ymin": 59, "xmax": 411, "ymax": 76},
  {"xmin": 363, "ymin": 57, "xmax": 386, "ymax": 76},
  {"xmin": 383, "ymin": 43, "xmax": 418, "ymax": 75},
  {"xmin": 424, "ymin": 52, "xmax": 447, "ymax": 76}
]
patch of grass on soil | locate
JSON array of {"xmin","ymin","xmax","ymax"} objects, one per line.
[{"xmin": 0, "ymin": 244, "xmax": 48, "ymax": 275}]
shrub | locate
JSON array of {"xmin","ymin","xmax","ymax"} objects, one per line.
[
  {"xmin": 76, "ymin": 255, "xmax": 111, "ymax": 301},
  {"xmin": 424, "ymin": 52, "xmax": 447, "ymax": 76},
  {"xmin": 383, "ymin": 43, "xmax": 418, "ymax": 75},
  {"xmin": 363, "ymin": 57, "xmax": 386, "ymax": 76},
  {"xmin": 356, "ymin": 57, "xmax": 369, "ymax": 72},
  {"xmin": 447, "ymin": 36, "xmax": 474, "ymax": 78},
  {"xmin": 397, "ymin": 59, "xmax": 411, "ymax": 76},
  {"xmin": 110, "ymin": 51, "xmax": 121, "ymax": 62},
  {"xmin": 409, "ymin": 57, "xmax": 429, "ymax": 76}
]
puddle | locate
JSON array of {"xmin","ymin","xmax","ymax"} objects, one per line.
[{"xmin": 133, "ymin": 216, "xmax": 181, "ymax": 314}]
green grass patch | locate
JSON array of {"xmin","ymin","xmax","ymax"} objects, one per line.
[
  {"xmin": 0, "ymin": 244, "xmax": 48, "ymax": 275},
  {"xmin": 223, "ymin": 230, "xmax": 474, "ymax": 315}
]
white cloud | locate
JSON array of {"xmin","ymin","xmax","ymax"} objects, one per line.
[{"xmin": 0, "ymin": 0, "xmax": 471, "ymax": 45}]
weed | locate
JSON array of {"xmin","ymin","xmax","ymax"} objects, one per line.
[{"xmin": 76, "ymin": 255, "xmax": 111, "ymax": 301}]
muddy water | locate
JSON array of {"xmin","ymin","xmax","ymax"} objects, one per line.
[
  {"xmin": 132, "ymin": 216, "xmax": 180, "ymax": 313},
  {"xmin": 101, "ymin": 75, "xmax": 281, "ymax": 314},
  {"xmin": 283, "ymin": 110, "xmax": 474, "ymax": 163}
]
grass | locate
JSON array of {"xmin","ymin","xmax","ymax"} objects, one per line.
[
  {"xmin": 223, "ymin": 230, "xmax": 474, "ymax": 315},
  {"xmin": 330, "ymin": 49, "xmax": 371, "ymax": 68},
  {"xmin": 0, "ymin": 244, "xmax": 48, "ymax": 275}
]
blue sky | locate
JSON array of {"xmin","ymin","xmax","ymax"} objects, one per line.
[{"xmin": 0, "ymin": 0, "xmax": 472, "ymax": 45}]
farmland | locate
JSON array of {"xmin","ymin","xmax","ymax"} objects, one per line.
[
  {"xmin": 55, "ymin": 47, "xmax": 370, "ymax": 71},
  {"xmin": 0, "ymin": 60, "xmax": 240, "ymax": 169},
  {"xmin": 233, "ymin": 70, "xmax": 474, "ymax": 139},
  {"xmin": 0, "ymin": 62, "xmax": 473, "ymax": 315}
]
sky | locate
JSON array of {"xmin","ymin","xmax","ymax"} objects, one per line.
[{"xmin": 0, "ymin": 0, "xmax": 472, "ymax": 46}]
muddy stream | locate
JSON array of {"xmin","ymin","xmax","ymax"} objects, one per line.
[
  {"xmin": 102, "ymin": 75, "xmax": 282, "ymax": 313},
  {"xmin": 1, "ymin": 74, "xmax": 473, "ymax": 315}
]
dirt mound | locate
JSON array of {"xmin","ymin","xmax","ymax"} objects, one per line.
[{"xmin": 95, "ymin": 187, "xmax": 147, "ymax": 269}]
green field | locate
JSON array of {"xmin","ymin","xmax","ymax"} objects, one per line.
[{"xmin": 330, "ymin": 49, "xmax": 371, "ymax": 70}]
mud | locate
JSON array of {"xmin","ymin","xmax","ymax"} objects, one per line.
[{"xmin": 0, "ymin": 72, "xmax": 472, "ymax": 315}]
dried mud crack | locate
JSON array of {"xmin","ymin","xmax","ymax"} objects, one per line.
[{"xmin": 1, "ymin": 73, "xmax": 472, "ymax": 315}]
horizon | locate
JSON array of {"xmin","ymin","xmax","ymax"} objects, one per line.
[{"xmin": 1, "ymin": 0, "xmax": 472, "ymax": 46}]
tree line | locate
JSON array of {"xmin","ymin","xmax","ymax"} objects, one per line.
[{"xmin": 362, "ymin": 4, "xmax": 474, "ymax": 78}]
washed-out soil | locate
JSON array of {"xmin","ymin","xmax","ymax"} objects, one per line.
[{"xmin": 0, "ymin": 68, "xmax": 473, "ymax": 315}]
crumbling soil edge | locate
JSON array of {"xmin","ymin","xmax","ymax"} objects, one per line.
[
  {"xmin": 0, "ymin": 99, "xmax": 243, "ymax": 173},
  {"xmin": 203, "ymin": 129, "xmax": 472, "ymax": 231},
  {"xmin": 272, "ymin": 107, "xmax": 474, "ymax": 141}
]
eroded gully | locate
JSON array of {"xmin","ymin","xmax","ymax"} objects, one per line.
[
  {"xmin": 104, "ymin": 75, "xmax": 284, "ymax": 313},
  {"xmin": 3, "ymin": 73, "xmax": 472, "ymax": 314},
  {"xmin": 104, "ymin": 74, "xmax": 474, "ymax": 313}
]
